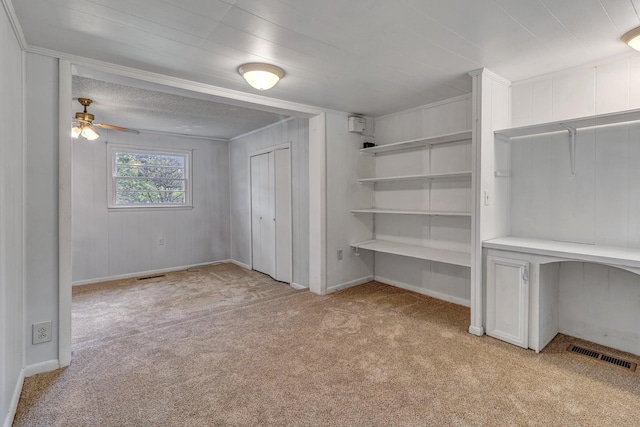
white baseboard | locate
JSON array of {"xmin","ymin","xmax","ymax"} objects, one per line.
[
  {"xmin": 24, "ymin": 359, "xmax": 60, "ymax": 377},
  {"xmin": 3, "ymin": 368, "xmax": 25, "ymax": 427},
  {"xmin": 326, "ymin": 276, "xmax": 374, "ymax": 294},
  {"xmin": 72, "ymin": 260, "xmax": 232, "ymax": 286},
  {"xmin": 290, "ymin": 282, "xmax": 308, "ymax": 290},
  {"xmin": 229, "ymin": 259, "xmax": 251, "ymax": 270},
  {"xmin": 468, "ymin": 325, "xmax": 485, "ymax": 336},
  {"xmin": 374, "ymin": 275, "xmax": 471, "ymax": 307}
]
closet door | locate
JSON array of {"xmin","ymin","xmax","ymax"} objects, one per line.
[
  {"xmin": 274, "ymin": 148, "xmax": 291, "ymax": 282},
  {"xmin": 250, "ymin": 152, "xmax": 276, "ymax": 278}
]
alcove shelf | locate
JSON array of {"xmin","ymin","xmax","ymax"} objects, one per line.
[
  {"xmin": 358, "ymin": 171, "xmax": 471, "ymax": 184},
  {"xmin": 351, "ymin": 239, "xmax": 471, "ymax": 267},
  {"xmin": 351, "ymin": 208, "xmax": 471, "ymax": 216},
  {"xmin": 360, "ymin": 130, "xmax": 472, "ymax": 154}
]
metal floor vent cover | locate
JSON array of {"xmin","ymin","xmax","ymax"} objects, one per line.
[{"xmin": 567, "ymin": 344, "xmax": 637, "ymax": 371}]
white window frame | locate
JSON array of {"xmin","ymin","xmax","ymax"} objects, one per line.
[{"xmin": 107, "ymin": 143, "xmax": 193, "ymax": 209}]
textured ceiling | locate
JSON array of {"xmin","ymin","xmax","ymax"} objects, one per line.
[
  {"xmin": 72, "ymin": 76, "xmax": 290, "ymax": 139},
  {"xmin": 11, "ymin": 0, "xmax": 640, "ymax": 117}
]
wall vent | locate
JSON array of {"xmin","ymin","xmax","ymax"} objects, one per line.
[{"xmin": 567, "ymin": 344, "xmax": 637, "ymax": 371}]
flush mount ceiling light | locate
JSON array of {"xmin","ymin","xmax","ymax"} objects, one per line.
[
  {"xmin": 238, "ymin": 63, "xmax": 285, "ymax": 90},
  {"xmin": 622, "ymin": 26, "xmax": 640, "ymax": 51}
]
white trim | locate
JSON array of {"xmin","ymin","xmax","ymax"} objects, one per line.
[
  {"xmin": 29, "ymin": 45, "xmax": 323, "ymax": 117},
  {"xmin": 24, "ymin": 360, "xmax": 60, "ymax": 378},
  {"xmin": 3, "ymin": 368, "xmax": 24, "ymax": 427},
  {"xmin": 308, "ymin": 113, "xmax": 327, "ymax": 295},
  {"xmin": 137, "ymin": 128, "xmax": 229, "ymax": 142},
  {"xmin": 1, "ymin": 0, "xmax": 27, "ymax": 49},
  {"xmin": 230, "ymin": 117, "xmax": 296, "ymax": 141},
  {"xmin": 58, "ymin": 59, "xmax": 73, "ymax": 368},
  {"xmin": 469, "ymin": 68, "xmax": 512, "ymax": 86},
  {"xmin": 291, "ymin": 282, "xmax": 308, "ymax": 290},
  {"xmin": 72, "ymin": 261, "xmax": 229, "ymax": 286},
  {"xmin": 229, "ymin": 259, "xmax": 251, "ymax": 270},
  {"xmin": 374, "ymin": 93, "xmax": 472, "ymax": 121},
  {"xmin": 248, "ymin": 142, "xmax": 291, "ymax": 158},
  {"xmin": 374, "ymin": 275, "xmax": 471, "ymax": 308},
  {"xmin": 326, "ymin": 276, "xmax": 373, "ymax": 294}
]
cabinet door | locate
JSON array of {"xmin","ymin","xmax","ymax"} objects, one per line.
[{"xmin": 486, "ymin": 255, "xmax": 529, "ymax": 348}]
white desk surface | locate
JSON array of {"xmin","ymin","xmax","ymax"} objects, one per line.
[{"xmin": 483, "ymin": 236, "xmax": 640, "ymax": 269}]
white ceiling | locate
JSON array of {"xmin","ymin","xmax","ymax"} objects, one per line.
[{"xmin": 10, "ymin": 0, "xmax": 640, "ymax": 121}]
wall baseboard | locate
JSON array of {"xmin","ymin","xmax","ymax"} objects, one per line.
[
  {"xmin": 468, "ymin": 325, "xmax": 485, "ymax": 336},
  {"xmin": 3, "ymin": 368, "xmax": 25, "ymax": 427},
  {"xmin": 24, "ymin": 359, "xmax": 60, "ymax": 377},
  {"xmin": 374, "ymin": 275, "xmax": 471, "ymax": 308},
  {"xmin": 326, "ymin": 276, "xmax": 373, "ymax": 294},
  {"xmin": 290, "ymin": 282, "xmax": 308, "ymax": 290},
  {"xmin": 229, "ymin": 259, "xmax": 251, "ymax": 270},
  {"xmin": 72, "ymin": 260, "xmax": 232, "ymax": 286}
]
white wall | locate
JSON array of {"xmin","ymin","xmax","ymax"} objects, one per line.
[
  {"xmin": 0, "ymin": 6, "xmax": 25, "ymax": 424},
  {"xmin": 72, "ymin": 132, "xmax": 230, "ymax": 283},
  {"xmin": 325, "ymin": 112, "xmax": 375, "ymax": 291},
  {"xmin": 510, "ymin": 55, "xmax": 640, "ymax": 353},
  {"xmin": 370, "ymin": 96, "xmax": 473, "ymax": 305},
  {"xmin": 229, "ymin": 117, "xmax": 310, "ymax": 287},
  {"xmin": 24, "ymin": 53, "xmax": 59, "ymax": 369}
]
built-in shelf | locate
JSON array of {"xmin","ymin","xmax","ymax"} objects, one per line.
[
  {"xmin": 483, "ymin": 236, "xmax": 640, "ymax": 271},
  {"xmin": 358, "ymin": 171, "xmax": 471, "ymax": 183},
  {"xmin": 351, "ymin": 208, "xmax": 471, "ymax": 216},
  {"xmin": 351, "ymin": 239, "xmax": 471, "ymax": 267},
  {"xmin": 361, "ymin": 130, "xmax": 472, "ymax": 154},
  {"xmin": 494, "ymin": 108, "xmax": 640, "ymax": 140}
]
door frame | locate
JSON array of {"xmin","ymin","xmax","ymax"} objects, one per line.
[
  {"xmin": 248, "ymin": 143, "xmax": 293, "ymax": 285},
  {"xmin": 57, "ymin": 57, "xmax": 327, "ymax": 368}
]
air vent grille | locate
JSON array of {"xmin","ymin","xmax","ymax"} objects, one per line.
[{"xmin": 567, "ymin": 344, "xmax": 637, "ymax": 372}]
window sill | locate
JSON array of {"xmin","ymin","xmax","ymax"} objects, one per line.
[{"xmin": 108, "ymin": 205, "xmax": 194, "ymax": 212}]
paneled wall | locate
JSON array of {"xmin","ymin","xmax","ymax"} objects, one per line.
[
  {"xmin": 325, "ymin": 112, "xmax": 375, "ymax": 291},
  {"xmin": 509, "ymin": 56, "xmax": 640, "ymax": 351},
  {"xmin": 0, "ymin": 7, "xmax": 25, "ymax": 423},
  {"xmin": 72, "ymin": 131, "xmax": 230, "ymax": 284},
  {"xmin": 229, "ymin": 117, "xmax": 309, "ymax": 287},
  {"xmin": 372, "ymin": 95, "xmax": 473, "ymax": 305}
]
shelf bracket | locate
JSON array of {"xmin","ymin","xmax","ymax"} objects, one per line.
[{"xmin": 562, "ymin": 124, "xmax": 577, "ymax": 176}]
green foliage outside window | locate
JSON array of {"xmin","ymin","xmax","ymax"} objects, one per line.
[{"xmin": 114, "ymin": 151, "xmax": 186, "ymax": 205}]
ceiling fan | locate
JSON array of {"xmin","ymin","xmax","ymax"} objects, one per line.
[{"xmin": 71, "ymin": 98, "xmax": 139, "ymax": 140}]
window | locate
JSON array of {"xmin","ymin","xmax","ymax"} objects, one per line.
[{"xmin": 107, "ymin": 144, "xmax": 192, "ymax": 208}]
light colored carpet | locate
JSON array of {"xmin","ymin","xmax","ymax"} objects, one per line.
[{"xmin": 14, "ymin": 263, "xmax": 640, "ymax": 426}]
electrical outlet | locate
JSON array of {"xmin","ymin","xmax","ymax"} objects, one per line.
[
  {"xmin": 32, "ymin": 321, "xmax": 52, "ymax": 344},
  {"xmin": 337, "ymin": 249, "xmax": 343, "ymax": 260},
  {"xmin": 158, "ymin": 236, "xmax": 164, "ymax": 246}
]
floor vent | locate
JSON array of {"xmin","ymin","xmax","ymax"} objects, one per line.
[
  {"xmin": 137, "ymin": 274, "xmax": 166, "ymax": 281},
  {"xmin": 567, "ymin": 344, "xmax": 637, "ymax": 371}
]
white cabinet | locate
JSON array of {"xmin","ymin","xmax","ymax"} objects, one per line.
[
  {"xmin": 350, "ymin": 130, "xmax": 472, "ymax": 268},
  {"xmin": 486, "ymin": 255, "xmax": 529, "ymax": 349}
]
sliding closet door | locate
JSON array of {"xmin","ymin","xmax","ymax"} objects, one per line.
[
  {"xmin": 250, "ymin": 152, "xmax": 276, "ymax": 278},
  {"xmin": 274, "ymin": 148, "xmax": 291, "ymax": 283}
]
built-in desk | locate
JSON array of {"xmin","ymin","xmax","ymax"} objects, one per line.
[{"xmin": 482, "ymin": 237, "xmax": 640, "ymax": 353}]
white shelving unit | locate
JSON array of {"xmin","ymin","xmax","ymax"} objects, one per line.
[
  {"xmin": 360, "ymin": 130, "xmax": 472, "ymax": 154},
  {"xmin": 351, "ymin": 128, "xmax": 473, "ymax": 268},
  {"xmin": 351, "ymin": 208, "xmax": 471, "ymax": 216},
  {"xmin": 352, "ymin": 239, "xmax": 471, "ymax": 267},
  {"xmin": 485, "ymin": 107, "xmax": 640, "ymax": 354}
]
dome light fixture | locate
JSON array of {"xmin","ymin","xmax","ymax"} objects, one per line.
[
  {"xmin": 238, "ymin": 63, "xmax": 285, "ymax": 90},
  {"xmin": 622, "ymin": 26, "xmax": 640, "ymax": 51}
]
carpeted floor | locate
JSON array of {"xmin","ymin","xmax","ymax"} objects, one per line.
[{"xmin": 14, "ymin": 263, "xmax": 640, "ymax": 426}]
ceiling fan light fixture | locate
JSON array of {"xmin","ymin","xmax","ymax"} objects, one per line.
[
  {"xmin": 622, "ymin": 26, "xmax": 640, "ymax": 51},
  {"xmin": 238, "ymin": 63, "xmax": 284, "ymax": 90},
  {"xmin": 71, "ymin": 125, "xmax": 82, "ymax": 139},
  {"xmin": 81, "ymin": 124, "xmax": 100, "ymax": 141}
]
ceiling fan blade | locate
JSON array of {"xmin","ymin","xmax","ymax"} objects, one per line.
[{"xmin": 94, "ymin": 123, "xmax": 140, "ymax": 134}]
